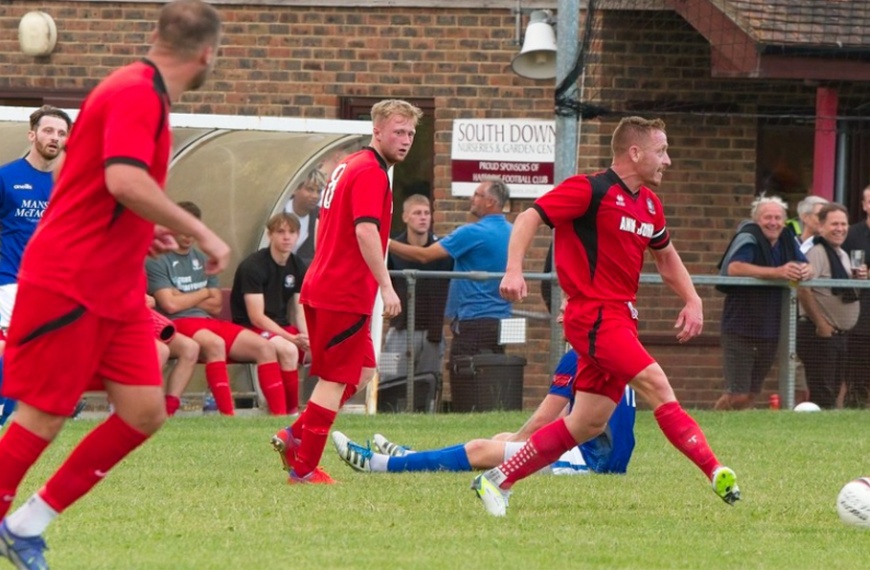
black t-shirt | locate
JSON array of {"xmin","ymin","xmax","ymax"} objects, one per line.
[
  {"xmin": 231, "ymin": 248, "xmax": 306, "ymax": 327},
  {"xmin": 843, "ymin": 221, "xmax": 870, "ymax": 336},
  {"xmin": 388, "ymin": 230, "xmax": 453, "ymax": 342}
]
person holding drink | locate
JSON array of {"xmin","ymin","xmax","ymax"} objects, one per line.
[
  {"xmin": 842, "ymin": 187, "xmax": 870, "ymax": 409},
  {"xmin": 850, "ymin": 249, "xmax": 865, "ymax": 278},
  {"xmin": 796, "ymin": 203, "xmax": 865, "ymax": 409}
]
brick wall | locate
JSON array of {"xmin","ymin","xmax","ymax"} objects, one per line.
[{"xmin": 3, "ymin": 3, "xmax": 870, "ymax": 407}]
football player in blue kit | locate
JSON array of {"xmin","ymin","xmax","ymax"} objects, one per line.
[{"xmin": 332, "ymin": 349, "xmax": 636, "ymax": 475}]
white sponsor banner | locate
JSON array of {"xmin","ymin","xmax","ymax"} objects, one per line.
[{"xmin": 451, "ymin": 118, "xmax": 556, "ymax": 198}]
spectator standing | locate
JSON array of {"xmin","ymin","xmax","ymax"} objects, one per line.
[
  {"xmin": 383, "ymin": 194, "xmax": 453, "ymax": 380},
  {"xmin": 795, "ymin": 195, "xmax": 829, "ymax": 253},
  {"xmin": 791, "ymin": 195, "xmax": 828, "ymax": 403},
  {"xmin": 714, "ymin": 195, "xmax": 810, "ymax": 410},
  {"xmin": 230, "ymin": 212, "xmax": 309, "ymax": 415},
  {"xmin": 478, "ymin": 117, "xmax": 739, "ymax": 517},
  {"xmin": 0, "ymin": 2, "xmax": 228, "ymax": 566},
  {"xmin": 283, "ymin": 169, "xmax": 325, "ymax": 267},
  {"xmin": 0, "ymin": 105, "xmax": 71, "ymax": 428},
  {"xmin": 389, "ymin": 179, "xmax": 512, "ymax": 369},
  {"xmin": 270, "ymin": 99, "xmax": 423, "ymax": 484},
  {"xmin": 798, "ymin": 203, "xmax": 865, "ymax": 409},
  {"xmin": 841, "ymin": 184, "xmax": 870, "ymax": 409},
  {"xmin": 147, "ymin": 201, "xmax": 287, "ymax": 416}
]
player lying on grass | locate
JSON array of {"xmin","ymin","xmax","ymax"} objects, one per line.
[{"xmin": 332, "ymin": 349, "xmax": 636, "ymax": 475}]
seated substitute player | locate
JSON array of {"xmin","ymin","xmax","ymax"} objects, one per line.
[
  {"xmin": 147, "ymin": 294, "xmax": 200, "ymax": 416},
  {"xmin": 332, "ymin": 349, "xmax": 636, "ymax": 475},
  {"xmin": 230, "ymin": 212, "xmax": 309, "ymax": 415},
  {"xmin": 146, "ymin": 201, "xmax": 287, "ymax": 416}
]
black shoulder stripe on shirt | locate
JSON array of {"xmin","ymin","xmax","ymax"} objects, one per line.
[
  {"xmin": 355, "ymin": 216, "xmax": 381, "ymax": 229},
  {"xmin": 363, "ymin": 146, "xmax": 389, "ymax": 173},
  {"xmin": 141, "ymin": 58, "xmax": 170, "ymax": 140},
  {"xmin": 573, "ymin": 172, "xmax": 612, "ymax": 283},
  {"xmin": 154, "ymin": 96, "xmax": 168, "ymax": 142}
]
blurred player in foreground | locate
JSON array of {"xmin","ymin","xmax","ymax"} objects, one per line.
[{"xmin": 0, "ymin": 2, "xmax": 228, "ymax": 568}]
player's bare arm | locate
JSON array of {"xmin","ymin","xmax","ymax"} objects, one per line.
[
  {"xmin": 651, "ymin": 243, "xmax": 703, "ymax": 342},
  {"xmin": 356, "ymin": 221, "xmax": 401, "ymax": 318},
  {"xmin": 149, "ymin": 225, "xmax": 179, "ymax": 257},
  {"xmin": 244, "ymin": 293, "xmax": 301, "ymax": 344},
  {"xmin": 198, "ymin": 287, "xmax": 223, "ymax": 317},
  {"xmin": 105, "ymin": 163, "xmax": 230, "ymax": 274},
  {"xmin": 153, "ymin": 286, "xmax": 211, "ymax": 316},
  {"xmin": 388, "ymin": 240, "xmax": 449, "ymax": 264},
  {"xmin": 729, "ymin": 259, "xmax": 812, "ymax": 281},
  {"xmin": 290, "ymin": 293, "xmax": 310, "ymax": 351},
  {"xmin": 500, "ymin": 208, "xmax": 543, "ymax": 302}
]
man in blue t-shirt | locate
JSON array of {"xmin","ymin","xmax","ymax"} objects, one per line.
[
  {"xmin": 388, "ymin": 179, "xmax": 512, "ymax": 368},
  {"xmin": 0, "ymin": 106, "xmax": 71, "ymax": 427}
]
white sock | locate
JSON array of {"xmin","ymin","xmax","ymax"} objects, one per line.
[
  {"xmin": 370, "ymin": 453, "xmax": 389, "ymax": 472},
  {"xmin": 6, "ymin": 494, "xmax": 58, "ymax": 537}
]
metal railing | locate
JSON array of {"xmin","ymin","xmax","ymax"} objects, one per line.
[{"xmin": 387, "ymin": 269, "xmax": 870, "ymax": 413}]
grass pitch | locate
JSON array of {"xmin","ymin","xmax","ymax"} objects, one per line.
[{"xmin": 10, "ymin": 409, "xmax": 870, "ymax": 569}]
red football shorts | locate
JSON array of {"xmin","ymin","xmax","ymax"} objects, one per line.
[
  {"xmin": 248, "ymin": 324, "xmax": 305, "ymax": 363},
  {"xmin": 2, "ymin": 284, "xmax": 161, "ymax": 416},
  {"xmin": 303, "ymin": 305, "xmax": 374, "ymax": 385},
  {"xmin": 563, "ymin": 300, "xmax": 655, "ymax": 403},
  {"xmin": 173, "ymin": 317, "xmax": 245, "ymax": 355}
]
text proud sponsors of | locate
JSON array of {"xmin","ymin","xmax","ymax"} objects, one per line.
[{"xmin": 451, "ymin": 119, "xmax": 555, "ymax": 199}]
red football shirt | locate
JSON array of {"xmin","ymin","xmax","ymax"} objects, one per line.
[
  {"xmin": 300, "ymin": 147, "xmax": 392, "ymax": 315},
  {"xmin": 533, "ymin": 168, "xmax": 670, "ymax": 303},
  {"xmin": 19, "ymin": 59, "xmax": 171, "ymax": 319}
]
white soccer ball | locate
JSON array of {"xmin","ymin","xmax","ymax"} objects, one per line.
[
  {"xmin": 837, "ymin": 478, "xmax": 870, "ymax": 528},
  {"xmin": 794, "ymin": 401, "xmax": 821, "ymax": 412}
]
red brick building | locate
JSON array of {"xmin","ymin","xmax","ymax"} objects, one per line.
[{"xmin": 2, "ymin": 0, "xmax": 869, "ymax": 407}]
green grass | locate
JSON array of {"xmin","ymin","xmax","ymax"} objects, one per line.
[{"xmin": 10, "ymin": 410, "xmax": 870, "ymax": 569}]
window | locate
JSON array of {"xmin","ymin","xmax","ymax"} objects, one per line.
[{"xmin": 756, "ymin": 115, "xmax": 814, "ymax": 211}]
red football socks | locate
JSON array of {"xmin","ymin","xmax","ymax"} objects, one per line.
[
  {"xmin": 0, "ymin": 423, "xmax": 50, "ymax": 520},
  {"xmin": 500, "ymin": 418, "xmax": 578, "ymax": 488},
  {"xmin": 654, "ymin": 401, "xmax": 719, "ymax": 479},
  {"xmin": 164, "ymin": 395, "xmax": 181, "ymax": 416},
  {"xmin": 40, "ymin": 414, "xmax": 148, "ymax": 513},
  {"xmin": 257, "ymin": 362, "xmax": 286, "ymax": 415},
  {"xmin": 205, "ymin": 361, "xmax": 234, "ymax": 415},
  {"xmin": 292, "ymin": 402, "xmax": 336, "ymax": 478},
  {"xmin": 289, "ymin": 407, "xmax": 305, "ymax": 442},
  {"xmin": 281, "ymin": 369, "xmax": 299, "ymax": 413}
]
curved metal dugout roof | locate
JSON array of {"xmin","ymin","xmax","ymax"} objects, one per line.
[
  {"xmin": 167, "ymin": 129, "xmax": 368, "ymax": 285},
  {"xmin": 0, "ymin": 122, "xmax": 30, "ymax": 162},
  {"xmin": 0, "ymin": 108, "xmax": 372, "ymax": 287}
]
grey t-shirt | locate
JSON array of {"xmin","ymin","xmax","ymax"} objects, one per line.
[{"xmin": 146, "ymin": 249, "xmax": 218, "ymax": 319}]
